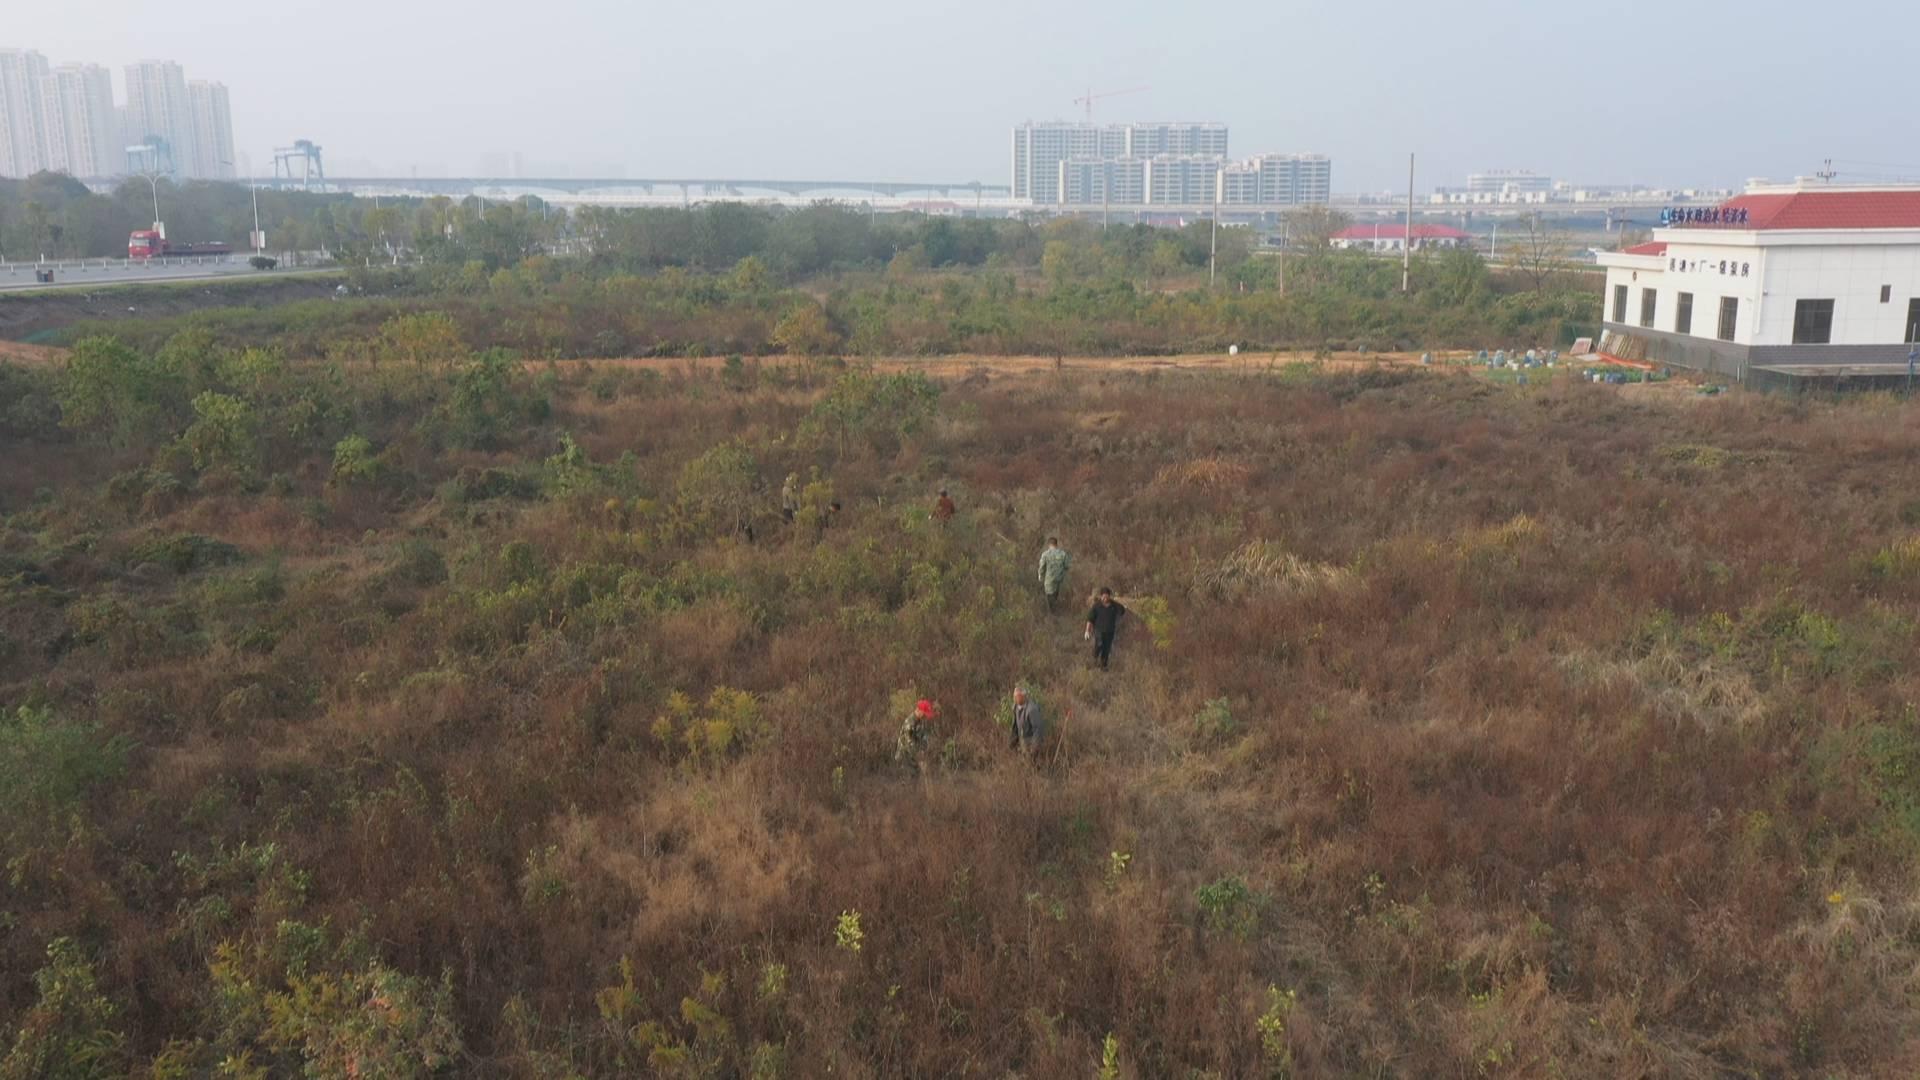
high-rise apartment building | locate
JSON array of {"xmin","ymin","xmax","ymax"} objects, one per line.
[
  {"xmin": 43, "ymin": 64, "xmax": 116, "ymax": 176},
  {"xmin": 1013, "ymin": 121, "xmax": 1227, "ymax": 204},
  {"xmin": 0, "ymin": 49, "xmax": 53, "ymax": 177},
  {"xmin": 1123, "ymin": 123, "xmax": 1229, "ymax": 158},
  {"xmin": 1016, "ymin": 120, "xmax": 1326, "ymax": 208},
  {"xmin": 1220, "ymin": 154, "xmax": 1332, "ymax": 206},
  {"xmin": 188, "ymin": 80, "xmax": 234, "ymax": 178},
  {"xmin": 125, "ymin": 59, "xmax": 195, "ymax": 176}
]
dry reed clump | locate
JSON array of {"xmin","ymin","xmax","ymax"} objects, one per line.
[
  {"xmin": 1189, "ymin": 539, "xmax": 1354, "ymax": 601},
  {"xmin": 1150, "ymin": 456, "xmax": 1253, "ymax": 493},
  {"xmin": 1554, "ymin": 646, "xmax": 1768, "ymax": 729}
]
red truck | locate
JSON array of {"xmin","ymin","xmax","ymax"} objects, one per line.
[{"xmin": 128, "ymin": 230, "xmax": 232, "ymax": 259}]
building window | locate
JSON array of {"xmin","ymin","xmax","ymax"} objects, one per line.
[
  {"xmin": 1640, "ymin": 288, "xmax": 1658, "ymax": 328},
  {"xmin": 1792, "ymin": 299, "xmax": 1835, "ymax": 345},
  {"xmin": 1907, "ymin": 298, "xmax": 1920, "ymax": 344},
  {"xmin": 1612, "ymin": 284, "xmax": 1627, "ymax": 324},
  {"xmin": 1717, "ymin": 297, "xmax": 1738, "ymax": 342},
  {"xmin": 1882, "ymin": 284, "xmax": 1893, "ymax": 304},
  {"xmin": 1675, "ymin": 292, "xmax": 1694, "ymax": 335}
]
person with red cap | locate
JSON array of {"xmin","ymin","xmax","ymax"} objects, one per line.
[{"xmin": 895, "ymin": 698, "xmax": 938, "ymax": 772}]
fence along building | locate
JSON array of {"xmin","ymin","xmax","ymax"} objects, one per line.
[{"xmin": 1596, "ymin": 180, "xmax": 1920, "ymax": 383}]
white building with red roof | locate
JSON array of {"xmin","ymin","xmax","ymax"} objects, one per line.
[
  {"xmin": 1330, "ymin": 223, "xmax": 1471, "ymax": 252},
  {"xmin": 1597, "ymin": 179, "xmax": 1920, "ymax": 382}
]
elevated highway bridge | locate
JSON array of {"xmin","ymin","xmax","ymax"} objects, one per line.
[{"xmin": 289, "ymin": 176, "xmax": 1680, "ymax": 226}]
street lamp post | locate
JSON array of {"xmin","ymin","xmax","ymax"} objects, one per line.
[
  {"xmin": 141, "ymin": 172, "xmax": 164, "ymax": 239},
  {"xmin": 251, "ymin": 181, "xmax": 264, "ymax": 256},
  {"xmin": 223, "ymin": 159, "xmax": 265, "ymax": 257}
]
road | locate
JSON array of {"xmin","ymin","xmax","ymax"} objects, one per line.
[{"xmin": 0, "ymin": 257, "xmax": 336, "ymax": 294}]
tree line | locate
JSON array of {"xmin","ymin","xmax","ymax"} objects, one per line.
[{"xmin": 0, "ymin": 172, "xmax": 558, "ymax": 266}]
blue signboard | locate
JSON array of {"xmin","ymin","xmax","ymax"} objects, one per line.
[{"xmin": 1661, "ymin": 206, "xmax": 1750, "ymax": 227}]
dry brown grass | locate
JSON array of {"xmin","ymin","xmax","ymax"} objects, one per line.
[{"xmin": 4, "ymin": 361, "xmax": 1920, "ymax": 1075}]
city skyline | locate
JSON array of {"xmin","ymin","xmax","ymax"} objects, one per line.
[
  {"xmin": 5, "ymin": 0, "xmax": 1919, "ymax": 191},
  {"xmin": 0, "ymin": 48, "xmax": 233, "ymax": 180}
]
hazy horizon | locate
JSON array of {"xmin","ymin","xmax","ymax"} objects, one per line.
[{"xmin": 11, "ymin": 0, "xmax": 1919, "ymax": 192}]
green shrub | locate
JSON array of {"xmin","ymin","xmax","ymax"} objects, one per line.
[
  {"xmin": 675, "ymin": 441, "xmax": 759, "ymax": 535},
  {"xmin": 180, "ymin": 391, "xmax": 260, "ymax": 473},
  {"xmin": 328, "ymin": 434, "xmax": 384, "ymax": 487},
  {"xmin": 1194, "ymin": 697, "xmax": 1236, "ymax": 743},
  {"xmin": 0, "ymin": 938, "xmax": 124, "ymax": 1079},
  {"xmin": 1195, "ymin": 875, "xmax": 1264, "ymax": 939},
  {"xmin": 262, "ymin": 962, "xmax": 463, "ymax": 1077},
  {"xmin": 0, "ymin": 705, "xmax": 131, "ymax": 834},
  {"xmin": 802, "ymin": 369, "xmax": 940, "ymax": 456},
  {"xmin": 434, "ymin": 350, "xmax": 548, "ymax": 450},
  {"xmin": 129, "ymin": 533, "xmax": 242, "ymax": 574},
  {"xmin": 0, "ymin": 362, "xmax": 63, "ymax": 440},
  {"xmin": 56, "ymin": 336, "xmax": 185, "ymax": 447}
]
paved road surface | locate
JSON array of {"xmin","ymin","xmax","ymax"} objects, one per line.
[{"xmin": 0, "ymin": 259, "xmax": 337, "ymax": 294}]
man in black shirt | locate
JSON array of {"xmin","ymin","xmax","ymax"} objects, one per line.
[{"xmin": 1084, "ymin": 588, "xmax": 1127, "ymax": 670}]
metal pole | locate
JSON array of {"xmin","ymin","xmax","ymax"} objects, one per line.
[
  {"xmin": 1209, "ymin": 167, "xmax": 1220, "ymax": 288},
  {"xmin": 1277, "ymin": 218, "xmax": 1287, "ymax": 296},
  {"xmin": 1402, "ymin": 152, "xmax": 1413, "ymax": 293},
  {"xmin": 1909, "ymin": 346, "xmax": 1916, "ymax": 395}
]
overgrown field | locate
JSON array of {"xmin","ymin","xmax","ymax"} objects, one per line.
[{"xmin": 3, "ymin": 342, "xmax": 1920, "ymax": 1076}]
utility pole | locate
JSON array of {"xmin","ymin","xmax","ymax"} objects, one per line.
[
  {"xmin": 1402, "ymin": 152, "xmax": 1414, "ymax": 294},
  {"xmin": 1277, "ymin": 217, "xmax": 1288, "ymax": 295},
  {"xmin": 1208, "ymin": 167, "xmax": 1221, "ymax": 288}
]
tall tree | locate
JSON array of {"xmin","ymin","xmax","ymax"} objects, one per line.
[
  {"xmin": 1513, "ymin": 213, "xmax": 1574, "ymax": 293},
  {"xmin": 1282, "ymin": 205, "xmax": 1353, "ymax": 251}
]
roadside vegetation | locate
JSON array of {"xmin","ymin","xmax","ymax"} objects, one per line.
[
  {"xmin": 3, "ymin": 327, "xmax": 1920, "ymax": 1074},
  {"xmin": 32, "ymin": 203, "xmax": 1590, "ymax": 364}
]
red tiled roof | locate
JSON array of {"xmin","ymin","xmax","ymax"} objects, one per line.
[
  {"xmin": 1333, "ymin": 224, "xmax": 1470, "ymax": 240},
  {"xmin": 1678, "ymin": 190, "xmax": 1920, "ymax": 231},
  {"xmin": 1622, "ymin": 241, "xmax": 1668, "ymax": 256}
]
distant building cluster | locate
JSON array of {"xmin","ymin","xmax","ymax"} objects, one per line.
[
  {"xmin": 1431, "ymin": 168, "xmax": 1736, "ymax": 207},
  {"xmin": 1012, "ymin": 121, "xmax": 1329, "ymax": 208},
  {"xmin": 1331, "ymin": 223, "xmax": 1471, "ymax": 252},
  {"xmin": 0, "ymin": 48, "xmax": 233, "ymax": 180},
  {"xmin": 1432, "ymin": 170, "xmax": 1556, "ymax": 204}
]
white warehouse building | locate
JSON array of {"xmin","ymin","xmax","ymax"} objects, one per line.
[{"xmin": 1597, "ymin": 180, "xmax": 1920, "ymax": 383}]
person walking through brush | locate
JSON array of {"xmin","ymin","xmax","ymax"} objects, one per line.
[
  {"xmin": 1084, "ymin": 588, "xmax": 1127, "ymax": 670},
  {"xmin": 1008, "ymin": 685, "xmax": 1046, "ymax": 755},
  {"xmin": 1037, "ymin": 538, "xmax": 1071, "ymax": 612},
  {"xmin": 895, "ymin": 698, "xmax": 937, "ymax": 773},
  {"xmin": 934, "ymin": 489, "xmax": 956, "ymax": 526},
  {"xmin": 780, "ymin": 473, "xmax": 799, "ymax": 524}
]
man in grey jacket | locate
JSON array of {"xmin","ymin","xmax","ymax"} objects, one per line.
[
  {"xmin": 1036, "ymin": 538, "xmax": 1070, "ymax": 613},
  {"xmin": 1009, "ymin": 686, "xmax": 1046, "ymax": 755}
]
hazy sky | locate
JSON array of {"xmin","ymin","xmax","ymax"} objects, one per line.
[{"xmin": 11, "ymin": 0, "xmax": 1918, "ymax": 191}]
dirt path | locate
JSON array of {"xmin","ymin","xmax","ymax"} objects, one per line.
[
  {"xmin": 569, "ymin": 349, "xmax": 1489, "ymax": 377},
  {"xmin": 0, "ymin": 340, "xmax": 65, "ymax": 366}
]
